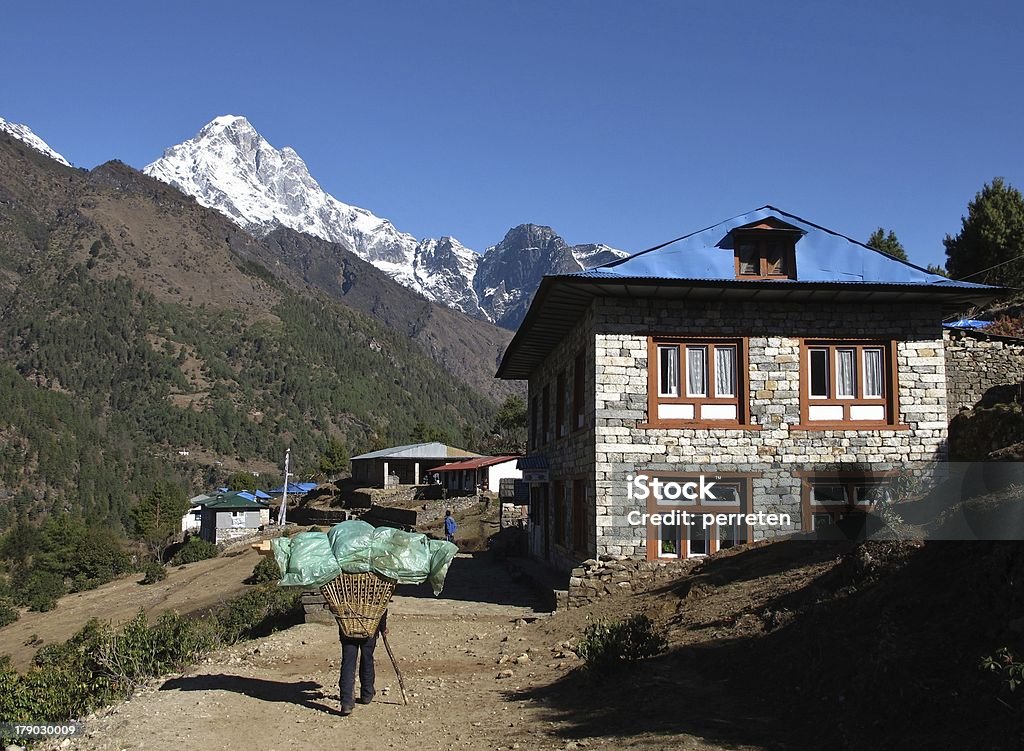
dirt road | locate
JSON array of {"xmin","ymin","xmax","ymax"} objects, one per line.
[{"xmin": 53, "ymin": 550, "xmax": 754, "ymax": 751}]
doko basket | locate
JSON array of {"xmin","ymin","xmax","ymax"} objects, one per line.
[{"xmin": 320, "ymin": 571, "xmax": 395, "ymax": 639}]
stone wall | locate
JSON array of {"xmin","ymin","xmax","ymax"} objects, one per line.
[
  {"xmin": 526, "ymin": 303, "xmax": 597, "ymax": 571},
  {"xmin": 944, "ymin": 329, "xmax": 1024, "ymax": 418},
  {"xmin": 590, "ymin": 298, "xmax": 948, "ymax": 559},
  {"xmin": 568, "ymin": 554, "xmax": 701, "ymax": 608}
]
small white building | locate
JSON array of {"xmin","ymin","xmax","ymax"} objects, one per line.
[
  {"xmin": 430, "ymin": 455, "xmax": 523, "ymax": 496},
  {"xmin": 181, "ymin": 494, "xmax": 211, "ymax": 533}
]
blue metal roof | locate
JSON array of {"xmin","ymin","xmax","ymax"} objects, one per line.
[
  {"xmin": 569, "ymin": 206, "xmax": 988, "ymax": 289},
  {"xmin": 267, "ymin": 482, "xmax": 318, "ymax": 495},
  {"xmin": 496, "ymin": 206, "xmax": 1005, "ymax": 380}
]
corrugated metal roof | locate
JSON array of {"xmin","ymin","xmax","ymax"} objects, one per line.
[
  {"xmin": 582, "ymin": 206, "xmax": 987, "ymax": 286},
  {"xmin": 350, "ymin": 442, "xmax": 481, "ymax": 461},
  {"xmin": 202, "ymin": 491, "xmax": 269, "ymax": 510},
  {"xmin": 268, "ymin": 482, "xmax": 317, "ymax": 495},
  {"xmin": 431, "ymin": 455, "xmax": 521, "ymax": 472},
  {"xmin": 516, "ymin": 455, "xmax": 549, "ymax": 470},
  {"xmin": 496, "ymin": 207, "xmax": 1005, "ymax": 380}
]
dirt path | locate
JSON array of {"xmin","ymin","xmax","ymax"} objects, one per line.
[
  {"xmin": 0, "ymin": 547, "xmax": 262, "ymax": 670},
  {"xmin": 53, "ymin": 552, "xmax": 763, "ymax": 751}
]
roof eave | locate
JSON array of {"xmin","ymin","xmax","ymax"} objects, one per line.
[{"xmin": 496, "ymin": 275, "xmax": 1009, "ymax": 380}]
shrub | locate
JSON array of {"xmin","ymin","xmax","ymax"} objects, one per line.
[
  {"xmin": 213, "ymin": 584, "xmax": 301, "ymax": 645},
  {"xmin": 249, "ymin": 556, "xmax": 281, "ymax": 585},
  {"xmin": 981, "ymin": 647, "xmax": 1024, "ymax": 710},
  {"xmin": 576, "ymin": 614, "xmax": 668, "ymax": 671},
  {"xmin": 0, "ymin": 585, "xmax": 300, "ymax": 723},
  {"xmin": 0, "ymin": 598, "xmax": 18, "ymax": 628},
  {"xmin": 96, "ymin": 612, "xmax": 215, "ymax": 692},
  {"xmin": 15, "ymin": 569, "xmax": 65, "ymax": 612},
  {"xmin": 140, "ymin": 562, "xmax": 167, "ymax": 585},
  {"xmin": 171, "ymin": 537, "xmax": 218, "ymax": 565}
]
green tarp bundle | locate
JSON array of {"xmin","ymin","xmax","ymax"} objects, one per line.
[{"xmin": 271, "ymin": 520, "xmax": 458, "ymax": 595}]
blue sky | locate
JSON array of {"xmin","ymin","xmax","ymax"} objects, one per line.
[{"xmin": 1, "ymin": 1, "xmax": 1021, "ymax": 269}]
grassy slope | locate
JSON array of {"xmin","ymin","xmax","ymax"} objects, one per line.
[{"xmin": 0, "ymin": 135, "xmax": 499, "ymax": 526}]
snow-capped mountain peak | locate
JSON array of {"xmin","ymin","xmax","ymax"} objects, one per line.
[
  {"xmin": 0, "ymin": 116, "xmax": 71, "ymax": 167},
  {"xmin": 144, "ymin": 115, "xmax": 487, "ymax": 314},
  {"xmin": 143, "ymin": 115, "xmax": 629, "ymax": 328}
]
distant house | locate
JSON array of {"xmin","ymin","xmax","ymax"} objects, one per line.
[
  {"xmin": 350, "ymin": 442, "xmax": 481, "ymax": 488},
  {"xmin": 181, "ymin": 493, "xmax": 211, "ymax": 533},
  {"xmin": 431, "ymin": 455, "xmax": 523, "ymax": 495},
  {"xmin": 199, "ymin": 491, "xmax": 270, "ymax": 544}
]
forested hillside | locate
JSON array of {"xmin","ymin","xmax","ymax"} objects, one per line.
[{"xmin": 0, "ymin": 133, "xmax": 501, "ymax": 529}]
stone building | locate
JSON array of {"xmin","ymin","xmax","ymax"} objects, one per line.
[{"xmin": 497, "ymin": 206, "xmax": 1001, "ymax": 573}]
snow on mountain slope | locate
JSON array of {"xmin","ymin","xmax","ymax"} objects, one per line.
[
  {"xmin": 0, "ymin": 116, "xmax": 71, "ymax": 166},
  {"xmin": 143, "ymin": 116, "xmax": 483, "ymax": 315},
  {"xmin": 144, "ymin": 115, "xmax": 629, "ymax": 327}
]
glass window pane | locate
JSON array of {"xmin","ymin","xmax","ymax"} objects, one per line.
[
  {"xmin": 686, "ymin": 346, "xmax": 708, "ymax": 397},
  {"xmin": 688, "ymin": 516, "xmax": 708, "ymax": 556},
  {"xmin": 809, "ymin": 349, "xmax": 829, "ymax": 397},
  {"xmin": 738, "ymin": 243, "xmax": 758, "ymax": 275},
  {"xmin": 811, "ymin": 483, "xmax": 848, "ymax": 504},
  {"xmin": 855, "ymin": 483, "xmax": 887, "ymax": 504},
  {"xmin": 658, "ymin": 346, "xmax": 679, "ymax": 397},
  {"xmin": 863, "ymin": 348, "xmax": 883, "ymax": 398},
  {"xmin": 718, "ymin": 520, "xmax": 742, "ymax": 548},
  {"xmin": 836, "ymin": 349, "xmax": 856, "ymax": 397},
  {"xmin": 812, "ymin": 512, "xmax": 834, "ymax": 530},
  {"xmin": 714, "ymin": 346, "xmax": 737, "ymax": 397},
  {"xmin": 765, "ymin": 242, "xmax": 787, "ymax": 275},
  {"xmin": 706, "ymin": 485, "xmax": 740, "ymax": 505},
  {"xmin": 659, "ymin": 520, "xmax": 679, "ymax": 557}
]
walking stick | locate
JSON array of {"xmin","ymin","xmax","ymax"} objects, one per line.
[{"xmin": 381, "ymin": 630, "xmax": 408, "ymax": 705}]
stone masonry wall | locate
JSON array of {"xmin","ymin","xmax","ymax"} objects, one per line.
[
  {"xmin": 593, "ymin": 298, "xmax": 948, "ymax": 559},
  {"xmin": 944, "ymin": 329, "xmax": 1024, "ymax": 419},
  {"xmin": 527, "ymin": 303, "xmax": 597, "ymax": 571},
  {"xmin": 568, "ymin": 555, "xmax": 701, "ymax": 608}
]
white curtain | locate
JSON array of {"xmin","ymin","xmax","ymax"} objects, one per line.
[
  {"xmin": 715, "ymin": 346, "xmax": 736, "ymax": 397},
  {"xmin": 863, "ymin": 348, "xmax": 883, "ymax": 398},
  {"xmin": 686, "ymin": 346, "xmax": 707, "ymax": 396},
  {"xmin": 836, "ymin": 349, "xmax": 856, "ymax": 397}
]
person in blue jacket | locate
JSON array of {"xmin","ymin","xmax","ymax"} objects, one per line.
[{"xmin": 444, "ymin": 510, "xmax": 457, "ymax": 542}]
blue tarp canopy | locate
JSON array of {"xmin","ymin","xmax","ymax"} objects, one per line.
[
  {"xmin": 268, "ymin": 482, "xmax": 317, "ymax": 495},
  {"xmin": 216, "ymin": 487, "xmax": 272, "ymax": 500},
  {"xmin": 944, "ymin": 318, "xmax": 991, "ymax": 330}
]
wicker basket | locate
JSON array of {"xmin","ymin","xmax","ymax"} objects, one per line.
[{"xmin": 320, "ymin": 571, "xmax": 396, "ymax": 639}]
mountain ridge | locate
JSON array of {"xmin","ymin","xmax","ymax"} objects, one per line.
[{"xmin": 144, "ymin": 115, "xmax": 629, "ymax": 328}]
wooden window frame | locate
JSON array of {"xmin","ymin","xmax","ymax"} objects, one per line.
[
  {"xmin": 799, "ymin": 472, "xmax": 893, "ymax": 533},
  {"xmin": 733, "ymin": 226, "xmax": 798, "ymax": 280},
  {"xmin": 541, "ymin": 384, "xmax": 551, "ymax": 445},
  {"xmin": 796, "ymin": 339, "xmax": 904, "ymax": 430},
  {"xmin": 571, "ymin": 478, "xmax": 588, "ymax": 556},
  {"xmin": 643, "ymin": 474, "xmax": 754, "ymax": 560},
  {"xmin": 555, "ymin": 371, "xmax": 566, "ymax": 439},
  {"xmin": 529, "ymin": 395, "xmax": 538, "ymax": 450},
  {"xmin": 572, "ymin": 351, "xmax": 586, "ymax": 432},
  {"xmin": 553, "ymin": 479, "xmax": 566, "ymax": 547},
  {"xmin": 644, "ymin": 336, "xmax": 756, "ymax": 429}
]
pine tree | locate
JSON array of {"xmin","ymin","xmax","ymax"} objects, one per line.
[
  {"xmin": 944, "ymin": 177, "xmax": 1024, "ymax": 287},
  {"xmin": 867, "ymin": 228, "xmax": 908, "ymax": 261}
]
